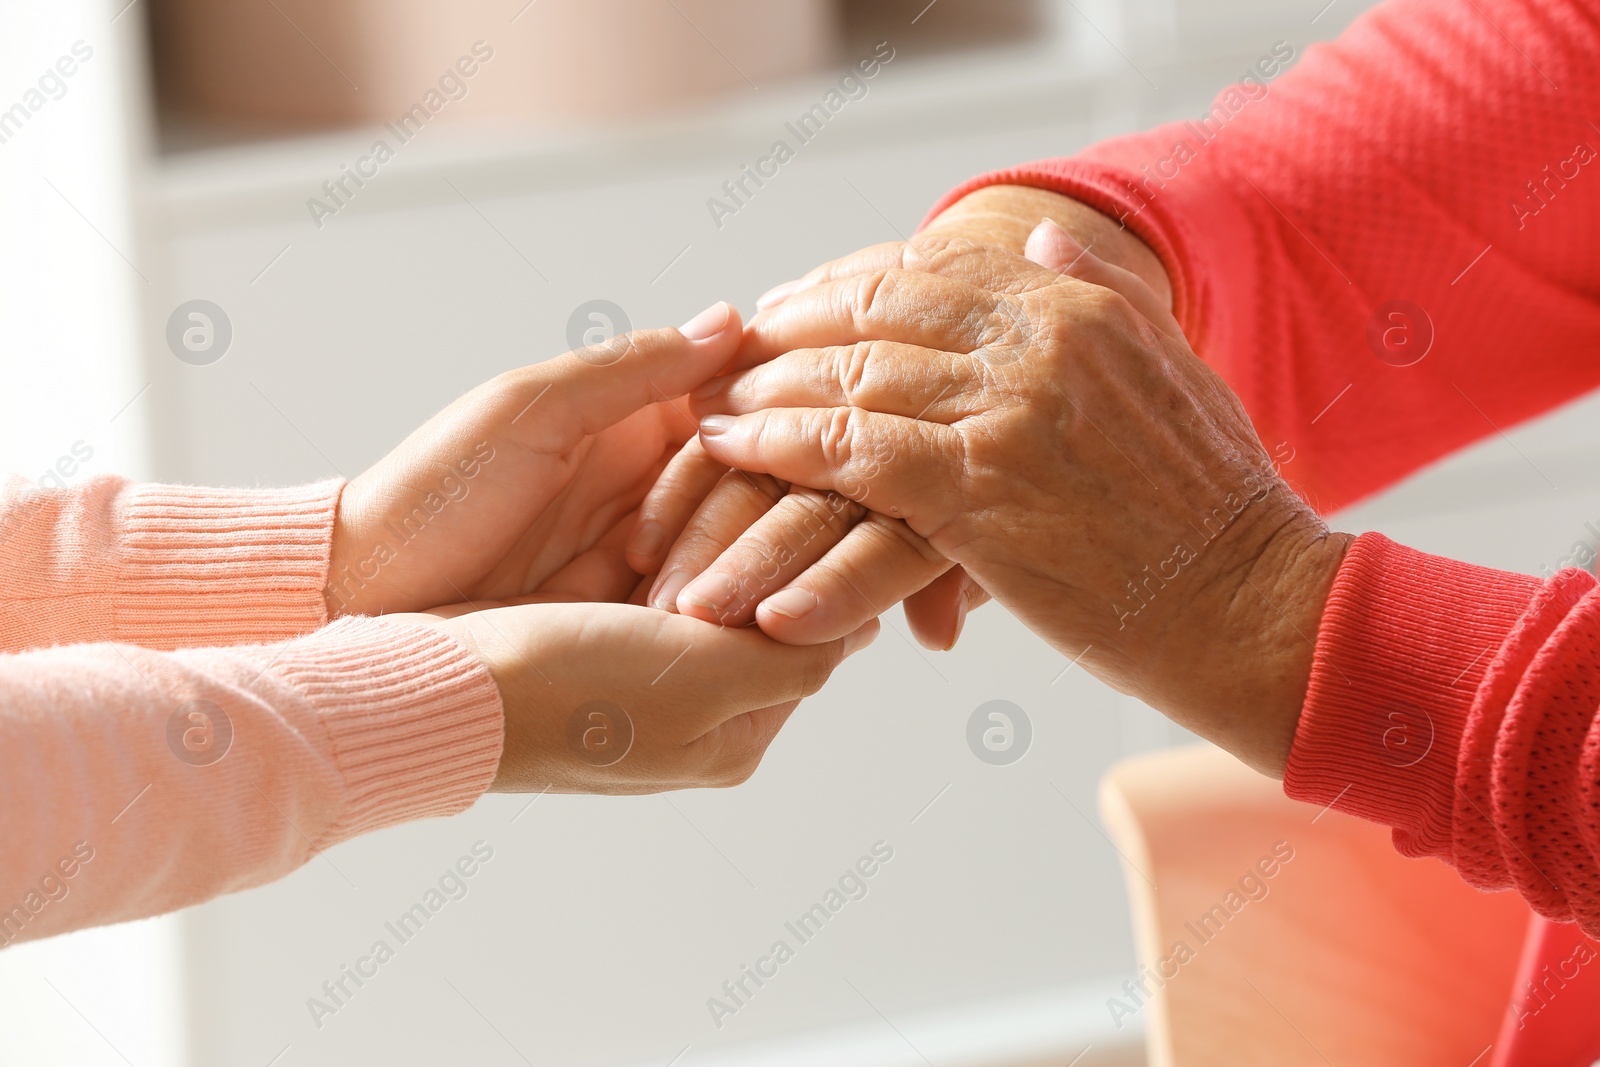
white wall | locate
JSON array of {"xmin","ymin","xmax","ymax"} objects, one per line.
[{"xmin": 0, "ymin": 3, "xmax": 183, "ymax": 1066}]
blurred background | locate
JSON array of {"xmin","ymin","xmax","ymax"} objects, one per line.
[{"xmin": 4, "ymin": 1, "xmax": 1599, "ymax": 1064}]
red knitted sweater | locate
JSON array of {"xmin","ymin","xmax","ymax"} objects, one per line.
[{"xmin": 929, "ymin": 0, "xmax": 1600, "ymax": 932}]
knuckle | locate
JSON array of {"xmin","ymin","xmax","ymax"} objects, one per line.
[
  {"xmin": 1086, "ymin": 282, "xmax": 1133, "ymax": 319},
  {"xmin": 836, "ymin": 341, "xmax": 874, "ymax": 404},
  {"xmin": 630, "ymin": 325, "xmax": 679, "ymax": 353},
  {"xmin": 710, "ymin": 759, "xmax": 756, "ymax": 789},
  {"xmin": 696, "ymin": 734, "xmax": 765, "ymax": 789},
  {"xmin": 799, "ymin": 648, "xmax": 841, "ymax": 698},
  {"xmin": 854, "ymin": 269, "xmax": 894, "ymax": 331},
  {"xmin": 903, "ymin": 234, "xmax": 951, "ymax": 271},
  {"xmin": 800, "ymin": 554, "xmax": 877, "ymax": 615},
  {"xmin": 819, "ymin": 407, "xmax": 858, "ymax": 470},
  {"xmin": 720, "ymin": 539, "xmax": 785, "ymax": 591}
]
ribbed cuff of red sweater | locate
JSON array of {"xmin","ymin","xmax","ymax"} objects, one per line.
[
  {"xmin": 116, "ymin": 479, "xmax": 343, "ymax": 648},
  {"xmin": 248, "ymin": 615, "xmax": 504, "ymax": 843},
  {"xmin": 1282, "ymin": 533, "xmax": 1542, "ymax": 857}
]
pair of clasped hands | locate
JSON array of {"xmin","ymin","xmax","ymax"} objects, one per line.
[{"xmin": 331, "ymin": 188, "xmax": 1341, "ymax": 797}]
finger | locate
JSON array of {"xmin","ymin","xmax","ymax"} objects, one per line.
[
  {"xmin": 627, "ymin": 437, "xmax": 733, "ymax": 576},
  {"xmin": 903, "ymin": 565, "xmax": 993, "ymax": 651},
  {"xmin": 751, "ymin": 514, "xmax": 952, "ymax": 645},
  {"xmin": 1026, "ymin": 219, "xmax": 1183, "ymax": 340},
  {"xmin": 673, "ymin": 487, "xmax": 863, "ymax": 626},
  {"xmin": 656, "ymin": 613, "xmax": 879, "ymax": 730},
  {"xmin": 690, "ymin": 341, "xmax": 987, "ymax": 425},
  {"xmin": 756, "ymin": 242, "xmax": 906, "ymax": 309},
  {"xmin": 736, "ymin": 272, "xmax": 1028, "ymax": 369},
  {"xmin": 755, "ymin": 236, "xmax": 1066, "ymax": 309},
  {"xmin": 648, "ymin": 466, "xmax": 788, "ymax": 611},
  {"xmin": 697, "ymin": 407, "xmax": 963, "ymax": 533},
  {"xmin": 510, "ymin": 302, "xmax": 743, "ymax": 451}
]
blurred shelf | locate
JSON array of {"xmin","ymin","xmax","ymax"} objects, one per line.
[
  {"xmin": 150, "ymin": 40, "xmax": 1114, "ymax": 230},
  {"xmin": 148, "ymin": 27, "xmax": 1321, "ymax": 234}
]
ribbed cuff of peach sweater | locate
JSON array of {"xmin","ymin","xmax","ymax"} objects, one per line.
[
  {"xmin": 1282, "ymin": 533, "xmax": 1541, "ymax": 855},
  {"xmin": 250, "ymin": 615, "xmax": 504, "ymax": 842},
  {"xmin": 0, "ymin": 475, "xmax": 344, "ymax": 653},
  {"xmin": 116, "ymin": 479, "xmax": 343, "ymax": 648}
]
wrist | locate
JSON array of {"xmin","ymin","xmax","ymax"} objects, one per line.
[
  {"xmin": 924, "ymin": 184, "xmax": 1173, "ymax": 310},
  {"xmin": 324, "ymin": 480, "xmax": 390, "ymax": 619},
  {"xmin": 1148, "ymin": 488, "xmax": 1352, "ymax": 778}
]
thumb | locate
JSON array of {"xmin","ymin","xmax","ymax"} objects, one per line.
[
  {"xmin": 535, "ymin": 301, "xmax": 744, "ymax": 442},
  {"xmin": 1024, "ymin": 220, "xmax": 1184, "ymax": 340},
  {"xmin": 1023, "ymin": 216, "xmax": 1088, "ymax": 273}
]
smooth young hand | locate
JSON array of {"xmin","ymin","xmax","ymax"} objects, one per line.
[
  {"xmin": 328, "ymin": 302, "xmax": 739, "ymax": 617},
  {"xmin": 408, "ymin": 601, "xmax": 877, "ymax": 794}
]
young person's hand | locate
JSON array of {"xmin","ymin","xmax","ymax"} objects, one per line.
[
  {"xmin": 405, "ymin": 601, "xmax": 878, "ymax": 793},
  {"xmin": 327, "ymin": 302, "xmax": 740, "ymax": 618}
]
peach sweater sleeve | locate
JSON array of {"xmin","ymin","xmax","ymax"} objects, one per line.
[
  {"xmin": 0, "ymin": 477, "xmax": 503, "ymax": 947},
  {"xmin": 0, "ymin": 474, "xmax": 344, "ymax": 652}
]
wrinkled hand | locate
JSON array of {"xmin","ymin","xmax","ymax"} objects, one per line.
[
  {"xmin": 329, "ymin": 302, "xmax": 739, "ymax": 617},
  {"xmin": 686, "ymin": 221, "xmax": 1350, "ymax": 775},
  {"xmin": 628, "ymin": 214, "xmax": 1181, "ymax": 651}
]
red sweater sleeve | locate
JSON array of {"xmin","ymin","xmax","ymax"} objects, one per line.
[
  {"xmin": 926, "ymin": 0, "xmax": 1600, "ymax": 927},
  {"xmin": 1284, "ymin": 537, "xmax": 1600, "ymax": 934},
  {"xmin": 926, "ymin": 0, "xmax": 1600, "ymax": 514}
]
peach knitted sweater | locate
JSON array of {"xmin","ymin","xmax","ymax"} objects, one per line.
[{"xmin": 0, "ymin": 475, "xmax": 503, "ymax": 948}]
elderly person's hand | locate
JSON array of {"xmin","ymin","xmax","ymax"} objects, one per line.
[
  {"xmin": 627, "ymin": 189, "xmax": 1173, "ymax": 650},
  {"xmin": 685, "ymin": 220, "xmax": 1352, "ymax": 776}
]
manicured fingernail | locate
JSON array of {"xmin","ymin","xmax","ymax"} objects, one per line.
[
  {"xmin": 756, "ymin": 279, "xmax": 803, "ymax": 309},
  {"xmin": 764, "ymin": 587, "xmax": 818, "ymax": 620},
  {"xmin": 699, "ymin": 414, "xmax": 736, "ymax": 437},
  {"xmin": 678, "ymin": 573, "xmax": 738, "ymax": 616},
  {"xmin": 692, "ymin": 377, "xmax": 729, "ymax": 402},
  {"xmin": 946, "ymin": 590, "xmax": 970, "ymax": 651},
  {"xmin": 680, "ymin": 301, "xmax": 730, "ymax": 341},
  {"xmin": 843, "ymin": 623, "xmax": 878, "ymax": 656},
  {"xmin": 627, "ymin": 520, "xmax": 665, "ymax": 560},
  {"xmin": 651, "ymin": 570, "xmax": 691, "ymax": 612}
]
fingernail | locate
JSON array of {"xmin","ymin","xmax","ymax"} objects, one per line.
[
  {"xmin": 699, "ymin": 414, "xmax": 736, "ymax": 437},
  {"xmin": 692, "ymin": 376, "xmax": 729, "ymax": 402},
  {"xmin": 651, "ymin": 570, "xmax": 691, "ymax": 612},
  {"xmin": 678, "ymin": 573, "xmax": 738, "ymax": 616},
  {"xmin": 843, "ymin": 623, "xmax": 878, "ymax": 656},
  {"xmin": 764, "ymin": 587, "xmax": 818, "ymax": 620},
  {"xmin": 680, "ymin": 301, "xmax": 730, "ymax": 341},
  {"xmin": 1041, "ymin": 217, "xmax": 1081, "ymax": 246},
  {"xmin": 756, "ymin": 279, "xmax": 802, "ymax": 309},
  {"xmin": 627, "ymin": 520, "xmax": 665, "ymax": 560},
  {"xmin": 946, "ymin": 590, "xmax": 970, "ymax": 651}
]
